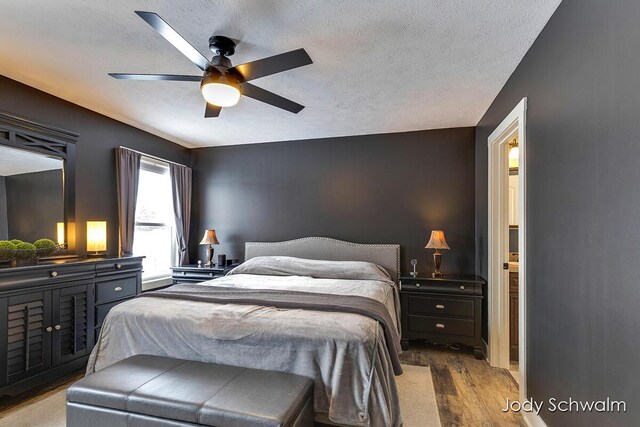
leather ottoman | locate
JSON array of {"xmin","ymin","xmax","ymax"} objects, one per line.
[{"xmin": 67, "ymin": 355, "xmax": 314, "ymax": 427}]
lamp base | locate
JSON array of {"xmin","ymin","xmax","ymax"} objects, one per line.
[
  {"xmin": 432, "ymin": 250, "xmax": 443, "ymax": 278},
  {"xmin": 205, "ymin": 245, "xmax": 215, "ymax": 267},
  {"xmin": 87, "ymin": 252, "xmax": 106, "ymax": 258}
]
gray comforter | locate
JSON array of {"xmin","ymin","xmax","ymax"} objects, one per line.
[{"xmin": 86, "ymin": 256, "xmax": 403, "ymax": 426}]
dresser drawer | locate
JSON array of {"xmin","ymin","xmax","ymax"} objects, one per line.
[
  {"xmin": 407, "ymin": 295, "xmax": 474, "ymax": 317},
  {"xmin": 96, "ymin": 298, "xmax": 134, "ymax": 327},
  {"xmin": 401, "ymin": 279, "xmax": 480, "ymax": 295},
  {"xmin": 95, "ymin": 276, "xmax": 137, "ymax": 304},
  {"xmin": 95, "ymin": 258, "xmax": 143, "ymax": 277},
  {"xmin": 0, "ymin": 262, "xmax": 95, "ymax": 290},
  {"xmin": 408, "ymin": 315, "xmax": 475, "ymax": 337}
]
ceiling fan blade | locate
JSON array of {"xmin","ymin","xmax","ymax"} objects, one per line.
[
  {"xmin": 240, "ymin": 82, "xmax": 304, "ymax": 113},
  {"xmin": 204, "ymin": 103, "xmax": 222, "ymax": 118},
  {"xmin": 109, "ymin": 73, "xmax": 202, "ymax": 81},
  {"xmin": 135, "ymin": 11, "xmax": 211, "ymax": 71},
  {"xmin": 231, "ymin": 48, "xmax": 312, "ymax": 81}
]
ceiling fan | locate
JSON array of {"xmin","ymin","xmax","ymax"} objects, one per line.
[{"xmin": 109, "ymin": 11, "xmax": 313, "ymax": 118}]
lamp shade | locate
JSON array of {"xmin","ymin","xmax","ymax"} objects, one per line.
[
  {"xmin": 199, "ymin": 229, "xmax": 220, "ymax": 245},
  {"xmin": 87, "ymin": 221, "xmax": 107, "ymax": 253},
  {"xmin": 425, "ymin": 230, "xmax": 450, "ymax": 250}
]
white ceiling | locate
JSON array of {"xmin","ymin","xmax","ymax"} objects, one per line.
[
  {"xmin": 0, "ymin": 0, "xmax": 561, "ymax": 148},
  {"xmin": 0, "ymin": 145, "xmax": 63, "ymax": 176}
]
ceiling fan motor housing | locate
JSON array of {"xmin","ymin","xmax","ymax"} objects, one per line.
[{"xmin": 209, "ymin": 35, "xmax": 236, "ymax": 56}]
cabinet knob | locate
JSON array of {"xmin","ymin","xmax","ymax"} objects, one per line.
[
  {"xmin": 114, "ymin": 286, "xmax": 123, "ymax": 292},
  {"xmin": 209, "ymin": 273, "xmax": 214, "ymax": 276},
  {"xmin": 459, "ymin": 285, "xmax": 465, "ymax": 290},
  {"xmin": 54, "ymin": 324, "xmax": 61, "ymax": 331},
  {"xmin": 415, "ymin": 283, "xmax": 421, "ymax": 288},
  {"xmin": 50, "ymin": 271, "xmax": 58, "ymax": 278},
  {"xmin": 436, "ymin": 323, "xmax": 445, "ymax": 329},
  {"xmin": 46, "ymin": 326, "xmax": 53, "ymax": 332},
  {"xmin": 115, "ymin": 263, "xmax": 122, "ymax": 270},
  {"xmin": 435, "ymin": 304, "xmax": 445, "ymax": 309},
  {"xmin": 182, "ymin": 271, "xmax": 187, "ymax": 275}
]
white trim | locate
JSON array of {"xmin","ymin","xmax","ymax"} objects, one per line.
[
  {"xmin": 487, "ymin": 98, "xmax": 528, "ymax": 401},
  {"xmin": 523, "ymin": 412, "xmax": 548, "ymax": 427},
  {"xmin": 142, "ymin": 275, "xmax": 172, "ymax": 292}
]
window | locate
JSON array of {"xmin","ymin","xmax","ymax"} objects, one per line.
[{"xmin": 133, "ymin": 158, "xmax": 175, "ymax": 280}]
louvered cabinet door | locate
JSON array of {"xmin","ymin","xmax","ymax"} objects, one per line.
[
  {"xmin": 51, "ymin": 283, "xmax": 94, "ymax": 365},
  {"xmin": 1, "ymin": 290, "xmax": 52, "ymax": 385}
]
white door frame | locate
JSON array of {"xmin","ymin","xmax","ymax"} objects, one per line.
[{"xmin": 487, "ymin": 98, "xmax": 527, "ymax": 397}]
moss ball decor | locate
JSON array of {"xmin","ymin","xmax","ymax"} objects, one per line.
[
  {"xmin": 34, "ymin": 238, "xmax": 57, "ymax": 256},
  {"xmin": 0, "ymin": 240, "xmax": 16, "ymax": 261},
  {"xmin": 10, "ymin": 239, "xmax": 23, "ymax": 246},
  {"xmin": 14, "ymin": 242, "xmax": 36, "ymax": 260}
]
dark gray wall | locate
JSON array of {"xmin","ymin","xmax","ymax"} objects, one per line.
[
  {"xmin": 0, "ymin": 75, "xmax": 190, "ymax": 256},
  {"xmin": 5, "ymin": 169, "xmax": 63, "ymax": 243},
  {"xmin": 0, "ymin": 176, "xmax": 7, "ymax": 239},
  {"xmin": 476, "ymin": 0, "xmax": 639, "ymax": 424},
  {"xmin": 190, "ymin": 128, "xmax": 476, "ymax": 274}
]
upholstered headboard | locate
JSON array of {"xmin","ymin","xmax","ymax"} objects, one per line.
[{"xmin": 244, "ymin": 237, "xmax": 401, "ymax": 284}]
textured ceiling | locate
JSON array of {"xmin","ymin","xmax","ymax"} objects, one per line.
[{"xmin": 0, "ymin": 0, "xmax": 561, "ymax": 147}]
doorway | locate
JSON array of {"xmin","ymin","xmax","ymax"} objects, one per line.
[{"xmin": 487, "ymin": 98, "xmax": 527, "ymax": 399}]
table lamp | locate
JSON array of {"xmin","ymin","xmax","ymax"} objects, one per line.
[
  {"xmin": 199, "ymin": 229, "xmax": 220, "ymax": 267},
  {"xmin": 426, "ymin": 230, "xmax": 450, "ymax": 278},
  {"xmin": 87, "ymin": 221, "xmax": 107, "ymax": 256}
]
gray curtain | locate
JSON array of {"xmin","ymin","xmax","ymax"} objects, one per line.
[
  {"xmin": 115, "ymin": 147, "xmax": 141, "ymax": 256},
  {"xmin": 170, "ymin": 163, "xmax": 192, "ymax": 265}
]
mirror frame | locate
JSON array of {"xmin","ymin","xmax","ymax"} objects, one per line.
[{"xmin": 0, "ymin": 110, "xmax": 78, "ymax": 252}]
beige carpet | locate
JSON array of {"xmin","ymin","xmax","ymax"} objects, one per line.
[{"xmin": 0, "ymin": 364, "xmax": 440, "ymax": 427}]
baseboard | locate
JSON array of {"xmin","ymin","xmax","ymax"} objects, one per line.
[{"xmin": 523, "ymin": 411, "xmax": 548, "ymax": 427}]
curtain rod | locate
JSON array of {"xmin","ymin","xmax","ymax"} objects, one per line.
[{"xmin": 118, "ymin": 146, "xmax": 188, "ymax": 168}]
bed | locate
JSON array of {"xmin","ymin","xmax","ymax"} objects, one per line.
[{"xmin": 86, "ymin": 237, "xmax": 403, "ymax": 426}]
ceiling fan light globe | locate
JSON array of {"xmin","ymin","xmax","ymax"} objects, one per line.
[{"xmin": 201, "ymin": 83, "xmax": 241, "ymax": 107}]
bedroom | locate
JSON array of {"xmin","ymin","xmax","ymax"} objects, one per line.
[{"xmin": 0, "ymin": 0, "xmax": 639, "ymax": 426}]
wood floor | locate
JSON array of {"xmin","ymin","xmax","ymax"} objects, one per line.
[
  {"xmin": 400, "ymin": 341, "xmax": 525, "ymax": 426},
  {"xmin": 0, "ymin": 343, "xmax": 523, "ymax": 426}
]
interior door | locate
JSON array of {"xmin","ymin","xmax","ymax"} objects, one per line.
[
  {"xmin": 3, "ymin": 290, "xmax": 52, "ymax": 385},
  {"xmin": 51, "ymin": 283, "xmax": 93, "ymax": 366}
]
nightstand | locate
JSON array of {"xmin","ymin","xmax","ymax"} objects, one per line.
[
  {"xmin": 400, "ymin": 274, "xmax": 486, "ymax": 359},
  {"xmin": 171, "ymin": 264, "xmax": 238, "ymax": 284}
]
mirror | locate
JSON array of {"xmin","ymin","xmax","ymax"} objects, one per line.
[{"xmin": 0, "ymin": 145, "xmax": 64, "ymax": 244}]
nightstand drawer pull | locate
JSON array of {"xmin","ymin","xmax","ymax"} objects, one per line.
[
  {"xmin": 435, "ymin": 304, "xmax": 445, "ymax": 309},
  {"xmin": 459, "ymin": 285, "xmax": 465, "ymax": 290},
  {"xmin": 50, "ymin": 271, "xmax": 58, "ymax": 278},
  {"xmin": 436, "ymin": 323, "xmax": 445, "ymax": 329},
  {"xmin": 415, "ymin": 283, "xmax": 421, "ymax": 288},
  {"xmin": 114, "ymin": 286, "xmax": 123, "ymax": 292}
]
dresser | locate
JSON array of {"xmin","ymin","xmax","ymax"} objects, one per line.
[
  {"xmin": 400, "ymin": 274, "xmax": 486, "ymax": 359},
  {"xmin": 171, "ymin": 264, "xmax": 238, "ymax": 284},
  {"xmin": 0, "ymin": 256, "xmax": 143, "ymax": 396}
]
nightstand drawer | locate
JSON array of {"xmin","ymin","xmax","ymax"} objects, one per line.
[
  {"xmin": 401, "ymin": 279, "xmax": 479, "ymax": 295},
  {"xmin": 407, "ymin": 296, "xmax": 474, "ymax": 317},
  {"xmin": 408, "ymin": 315, "xmax": 475, "ymax": 337},
  {"xmin": 95, "ymin": 276, "xmax": 137, "ymax": 304}
]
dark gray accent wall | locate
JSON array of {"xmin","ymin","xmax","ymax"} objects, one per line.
[
  {"xmin": 0, "ymin": 75, "xmax": 190, "ymax": 256},
  {"xmin": 476, "ymin": 0, "xmax": 639, "ymax": 424},
  {"xmin": 0, "ymin": 176, "xmax": 7, "ymax": 239},
  {"xmin": 5, "ymin": 169, "xmax": 63, "ymax": 243},
  {"xmin": 190, "ymin": 127, "xmax": 476, "ymax": 274}
]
